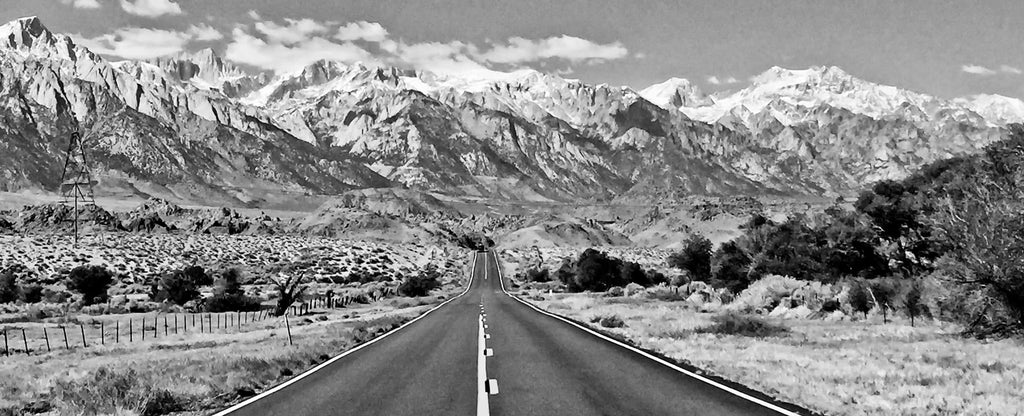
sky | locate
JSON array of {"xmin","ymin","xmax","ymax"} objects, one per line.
[{"xmin": 3, "ymin": 0, "xmax": 1023, "ymax": 99}]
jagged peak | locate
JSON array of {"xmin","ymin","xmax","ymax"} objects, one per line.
[{"xmin": 0, "ymin": 16, "xmax": 57, "ymax": 49}]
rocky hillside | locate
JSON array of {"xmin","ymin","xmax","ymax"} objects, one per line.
[{"xmin": 0, "ymin": 16, "xmax": 1017, "ymax": 205}]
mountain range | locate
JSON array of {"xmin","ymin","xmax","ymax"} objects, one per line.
[{"xmin": 1, "ymin": 16, "xmax": 1020, "ymax": 206}]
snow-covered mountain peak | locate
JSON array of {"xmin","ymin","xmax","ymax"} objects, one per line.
[
  {"xmin": 954, "ymin": 94, "xmax": 1024, "ymax": 125},
  {"xmin": 639, "ymin": 77, "xmax": 709, "ymax": 109}
]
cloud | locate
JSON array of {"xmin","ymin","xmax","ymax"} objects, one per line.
[
  {"xmin": 1000, "ymin": 64, "xmax": 1023, "ymax": 75},
  {"xmin": 73, "ymin": 27, "xmax": 192, "ymax": 59},
  {"xmin": 247, "ymin": 10, "xmax": 261, "ymax": 20},
  {"xmin": 706, "ymin": 75, "xmax": 739, "ymax": 85},
  {"xmin": 224, "ymin": 28, "xmax": 373, "ymax": 73},
  {"xmin": 119, "ymin": 0, "xmax": 182, "ymax": 17},
  {"xmin": 392, "ymin": 40, "xmax": 507, "ymax": 78},
  {"xmin": 962, "ymin": 64, "xmax": 997, "ymax": 76},
  {"xmin": 254, "ymin": 18, "xmax": 328, "ymax": 44},
  {"xmin": 480, "ymin": 35, "xmax": 628, "ymax": 64},
  {"xmin": 187, "ymin": 24, "xmax": 223, "ymax": 41},
  {"xmin": 336, "ymin": 21, "xmax": 388, "ymax": 43},
  {"xmin": 61, "ymin": 0, "xmax": 102, "ymax": 9}
]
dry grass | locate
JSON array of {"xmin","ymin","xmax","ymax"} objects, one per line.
[
  {"xmin": 531, "ymin": 292, "xmax": 1024, "ymax": 416},
  {"xmin": 0, "ymin": 292, "xmax": 452, "ymax": 416}
]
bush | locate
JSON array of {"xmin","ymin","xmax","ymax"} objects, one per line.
[
  {"xmin": 398, "ymin": 264, "xmax": 441, "ymax": 297},
  {"xmin": 153, "ymin": 266, "xmax": 211, "ymax": 306},
  {"xmin": 66, "ymin": 265, "xmax": 114, "ymax": 305},
  {"xmin": 847, "ymin": 279, "xmax": 873, "ymax": 318},
  {"xmin": 728, "ymin": 275, "xmax": 810, "ymax": 313},
  {"xmin": 668, "ymin": 234, "xmax": 713, "ymax": 281},
  {"xmin": 710, "ymin": 241, "xmax": 754, "ymax": 293},
  {"xmin": 205, "ymin": 268, "xmax": 260, "ymax": 312},
  {"xmin": 19, "ymin": 284, "xmax": 44, "ymax": 303},
  {"xmin": 695, "ymin": 313, "xmax": 789, "ymax": 337},
  {"xmin": 523, "ymin": 268, "xmax": 551, "ymax": 283},
  {"xmin": 0, "ymin": 271, "xmax": 16, "ymax": 304},
  {"xmin": 599, "ymin": 315, "xmax": 626, "ymax": 328}
]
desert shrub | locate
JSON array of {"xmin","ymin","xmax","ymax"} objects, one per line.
[
  {"xmin": 523, "ymin": 268, "xmax": 550, "ymax": 283},
  {"xmin": 606, "ymin": 286, "xmax": 624, "ymax": 297},
  {"xmin": 18, "ymin": 284, "xmax": 44, "ymax": 303},
  {"xmin": 668, "ymin": 234, "xmax": 713, "ymax": 281},
  {"xmin": 695, "ymin": 313, "xmax": 789, "ymax": 337},
  {"xmin": 643, "ymin": 284, "xmax": 688, "ymax": 301},
  {"xmin": 0, "ymin": 270, "xmax": 16, "ymax": 303},
  {"xmin": 42, "ymin": 288, "xmax": 70, "ymax": 304},
  {"xmin": 728, "ymin": 275, "xmax": 809, "ymax": 313},
  {"xmin": 206, "ymin": 268, "xmax": 260, "ymax": 312},
  {"xmin": 51, "ymin": 368, "xmax": 150, "ymax": 414},
  {"xmin": 398, "ymin": 264, "xmax": 441, "ymax": 297},
  {"xmin": 153, "ymin": 266, "xmax": 211, "ymax": 306},
  {"xmin": 66, "ymin": 265, "xmax": 114, "ymax": 305},
  {"xmin": 623, "ymin": 282, "xmax": 645, "ymax": 296},
  {"xmin": 599, "ymin": 315, "xmax": 625, "ymax": 328}
]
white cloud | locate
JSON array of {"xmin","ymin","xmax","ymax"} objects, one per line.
[
  {"xmin": 187, "ymin": 24, "xmax": 223, "ymax": 41},
  {"xmin": 224, "ymin": 28, "xmax": 373, "ymax": 73},
  {"xmin": 1000, "ymin": 64, "xmax": 1022, "ymax": 75},
  {"xmin": 247, "ymin": 10, "xmax": 261, "ymax": 20},
  {"xmin": 706, "ymin": 75, "xmax": 739, "ymax": 85},
  {"xmin": 962, "ymin": 64, "xmax": 997, "ymax": 76},
  {"xmin": 336, "ymin": 21, "xmax": 388, "ymax": 43},
  {"xmin": 254, "ymin": 18, "xmax": 328, "ymax": 44},
  {"xmin": 61, "ymin": 0, "xmax": 102, "ymax": 9},
  {"xmin": 73, "ymin": 27, "xmax": 191, "ymax": 59},
  {"xmin": 393, "ymin": 40, "xmax": 505, "ymax": 78},
  {"xmin": 119, "ymin": 0, "xmax": 182, "ymax": 17},
  {"xmin": 480, "ymin": 35, "xmax": 628, "ymax": 64}
]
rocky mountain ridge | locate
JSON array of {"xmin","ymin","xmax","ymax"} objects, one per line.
[{"xmin": 0, "ymin": 16, "xmax": 1017, "ymax": 205}]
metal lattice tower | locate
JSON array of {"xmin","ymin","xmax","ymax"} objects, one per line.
[{"xmin": 59, "ymin": 130, "xmax": 95, "ymax": 246}]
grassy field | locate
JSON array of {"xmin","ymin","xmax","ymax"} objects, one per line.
[
  {"xmin": 527, "ymin": 292, "xmax": 1024, "ymax": 416},
  {"xmin": 0, "ymin": 293, "xmax": 453, "ymax": 416}
]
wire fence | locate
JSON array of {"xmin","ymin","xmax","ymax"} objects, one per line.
[{"xmin": 1, "ymin": 287, "xmax": 397, "ymax": 357}]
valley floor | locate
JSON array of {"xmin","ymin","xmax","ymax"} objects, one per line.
[
  {"xmin": 0, "ymin": 293, "xmax": 452, "ymax": 415},
  {"xmin": 522, "ymin": 291, "xmax": 1024, "ymax": 416}
]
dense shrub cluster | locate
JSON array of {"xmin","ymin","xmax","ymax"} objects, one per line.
[
  {"xmin": 555, "ymin": 249, "xmax": 666, "ymax": 293},
  {"xmin": 205, "ymin": 268, "xmax": 261, "ymax": 312},
  {"xmin": 66, "ymin": 265, "xmax": 114, "ymax": 305},
  {"xmin": 152, "ymin": 266, "xmax": 212, "ymax": 306},
  {"xmin": 398, "ymin": 264, "xmax": 441, "ymax": 297}
]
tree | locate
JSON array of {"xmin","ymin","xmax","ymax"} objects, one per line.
[
  {"xmin": 523, "ymin": 268, "xmax": 551, "ymax": 283},
  {"xmin": 668, "ymin": 234, "xmax": 713, "ymax": 282},
  {"xmin": 399, "ymin": 264, "xmax": 442, "ymax": 297},
  {"xmin": 710, "ymin": 241, "xmax": 753, "ymax": 293},
  {"xmin": 269, "ymin": 262, "xmax": 313, "ymax": 316},
  {"xmin": 569, "ymin": 249, "xmax": 626, "ymax": 292},
  {"xmin": 820, "ymin": 208, "xmax": 890, "ymax": 279},
  {"xmin": 19, "ymin": 284, "xmax": 43, "ymax": 303},
  {"xmin": 66, "ymin": 265, "xmax": 114, "ymax": 305},
  {"xmin": 153, "ymin": 266, "xmax": 211, "ymax": 306},
  {"xmin": 0, "ymin": 270, "xmax": 16, "ymax": 304},
  {"xmin": 855, "ymin": 180, "xmax": 943, "ymax": 276},
  {"xmin": 848, "ymin": 279, "xmax": 873, "ymax": 319},
  {"xmin": 871, "ymin": 278, "xmax": 898, "ymax": 324},
  {"xmin": 619, "ymin": 261, "xmax": 649, "ymax": 287},
  {"xmin": 902, "ymin": 279, "xmax": 925, "ymax": 327}
]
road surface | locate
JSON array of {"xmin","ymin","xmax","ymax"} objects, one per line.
[{"xmin": 216, "ymin": 251, "xmax": 802, "ymax": 416}]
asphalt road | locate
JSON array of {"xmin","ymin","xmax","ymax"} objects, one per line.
[{"xmin": 217, "ymin": 251, "xmax": 800, "ymax": 416}]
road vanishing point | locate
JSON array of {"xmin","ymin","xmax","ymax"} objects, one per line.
[{"xmin": 213, "ymin": 251, "xmax": 807, "ymax": 416}]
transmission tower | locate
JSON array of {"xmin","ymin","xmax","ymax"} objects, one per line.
[{"xmin": 59, "ymin": 130, "xmax": 96, "ymax": 247}]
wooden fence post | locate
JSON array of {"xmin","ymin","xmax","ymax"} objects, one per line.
[
  {"xmin": 80, "ymin": 324, "xmax": 87, "ymax": 348},
  {"xmin": 43, "ymin": 328, "xmax": 51, "ymax": 352},
  {"xmin": 284, "ymin": 315, "xmax": 293, "ymax": 346},
  {"xmin": 61, "ymin": 325, "xmax": 69, "ymax": 349},
  {"xmin": 164, "ymin": 316, "xmax": 168, "ymax": 337},
  {"xmin": 174, "ymin": 315, "xmax": 178, "ymax": 335},
  {"xmin": 100, "ymin": 321, "xmax": 104, "ymax": 345},
  {"xmin": 116, "ymin": 321, "xmax": 120, "ymax": 343},
  {"xmin": 21, "ymin": 329, "xmax": 28, "ymax": 354},
  {"xmin": 154, "ymin": 317, "xmax": 159, "ymax": 338},
  {"xmin": 129, "ymin": 320, "xmax": 134, "ymax": 342},
  {"xmin": 2, "ymin": 329, "xmax": 7, "ymax": 356}
]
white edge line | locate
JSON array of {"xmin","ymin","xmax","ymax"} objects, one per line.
[
  {"xmin": 211, "ymin": 251, "xmax": 479, "ymax": 416},
  {"xmin": 491, "ymin": 251, "xmax": 802, "ymax": 416}
]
